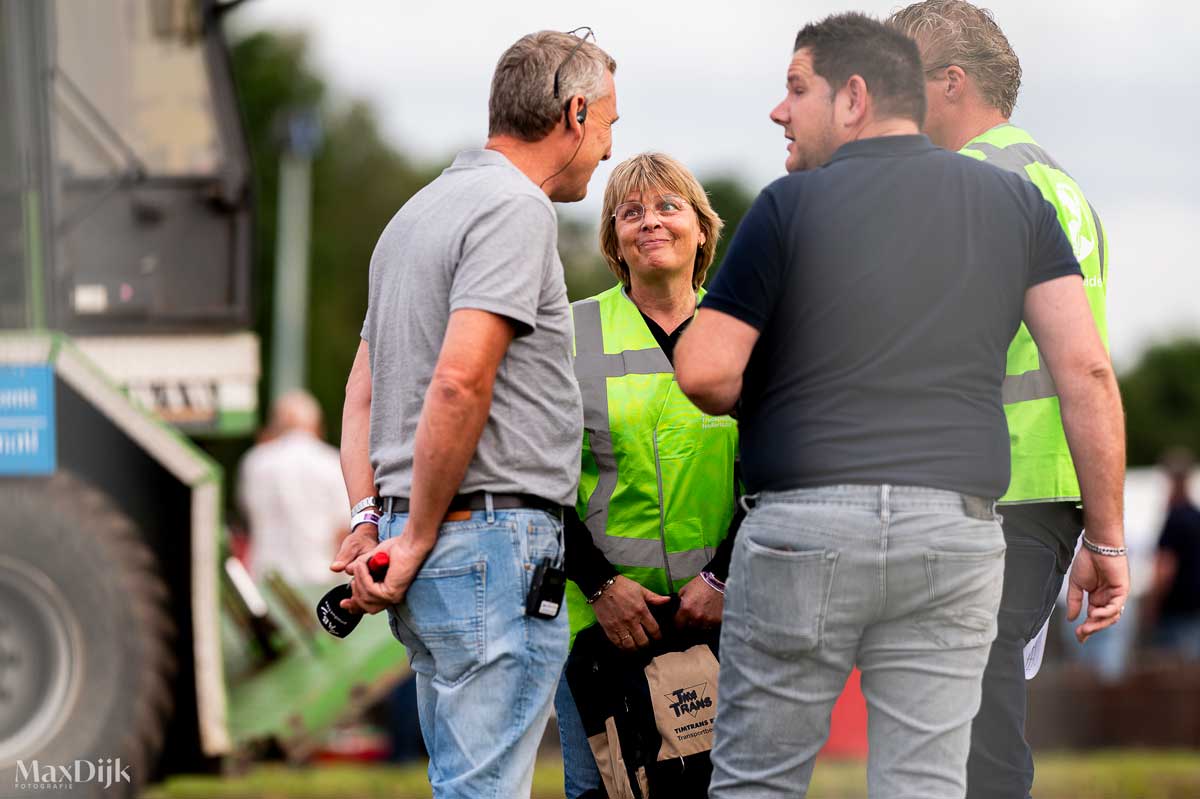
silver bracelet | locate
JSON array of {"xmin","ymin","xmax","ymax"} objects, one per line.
[
  {"xmin": 1082, "ymin": 536, "xmax": 1126, "ymax": 557},
  {"xmin": 351, "ymin": 495, "xmax": 380, "ymax": 516}
]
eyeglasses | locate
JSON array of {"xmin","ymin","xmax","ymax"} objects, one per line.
[
  {"xmin": 613, "ymin": 194, "xmax": 690, "ymax": 225},
  {"xmin": 924, "ymin": 62, "xmax": 955, "ymax": 77},
  {"xmin": 553, "ymin": 27, "xmax": 596, "ymax": 100}
]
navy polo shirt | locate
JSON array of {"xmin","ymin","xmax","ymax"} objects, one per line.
[{"xmin": 703, "ymin": 135, "xmax": 1081, "ymax": 498}]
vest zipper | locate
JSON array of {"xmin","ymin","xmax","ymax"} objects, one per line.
[{"xmin": 651, "ymin": 429, "xmax": 674, "ymax": 589}]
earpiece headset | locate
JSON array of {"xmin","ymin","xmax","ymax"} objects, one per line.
[
  {"xmin": 565, "ymin": 100, "xmax": 587, "ymax": 130},
  {"xmin": 541, "ymin": 95, "xmax": 588, "ymax": 190}
]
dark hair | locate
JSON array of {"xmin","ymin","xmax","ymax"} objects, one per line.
[{"xmin": 794, "ymin": 13, "xmax": 926, "ymax": 126}]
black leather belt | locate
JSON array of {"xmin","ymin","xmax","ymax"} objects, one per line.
[{"xmin": 382, "ymin": 491, "xmax": 562, "ymax": 518}]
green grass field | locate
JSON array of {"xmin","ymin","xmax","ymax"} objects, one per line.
[{"xmin": 145, "ymin": 750, "xmax": 1200, "ymax": 799}]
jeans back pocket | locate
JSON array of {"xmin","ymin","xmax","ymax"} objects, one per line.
[
  {"xmin": 923, "ymin": 545, "xmax": 1005, "ymax": 648},
  {"xmin": 742, "ymin": 537, "xmax": 838, "ymax": 656},
  {"xmin": 397, "ymin": 561, "xmax": 487, "ymax": 686}
]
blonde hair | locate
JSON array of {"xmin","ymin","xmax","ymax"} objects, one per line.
[
  {"xmin": 599, "ymin": 153, "xmax": 723, "ymax": 290},
  {"xmin": 888, "ymin": 0, "xmax": 1022, "ymax": 118}
]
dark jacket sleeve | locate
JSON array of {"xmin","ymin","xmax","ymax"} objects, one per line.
[{"xmin": 565, "ymin": 505, "xmax": 618, "ymax": 598}]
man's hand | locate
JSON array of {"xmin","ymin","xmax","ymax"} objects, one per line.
[
  {"xmin": 340, "ymin": 531, "xmax": 434, "ymax": 614},
  {"xmin": 1066, "ymin": 548, "xmax": 1130, "ymax": 643},
  {"xmin": 674, "ymin": 575, "xmax": 724, "ymax": 629},
  {"xmin": 593, "ymin": 576, "xmax": 672, "ymax": 651},
  {"xmin": 330, "ymin": 525, "xmax": 379, "ymax": 574}
]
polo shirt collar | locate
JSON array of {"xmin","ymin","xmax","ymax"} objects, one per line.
[
  {"xmin": 448, "ymin": 148, "xmax": 548, "ymax": 194},
  {"xmin": 827, "ymin": 134, "xmax": 936, "ymax": 164},
  {"xmin": 450, "ymin": 148, "xmax": 518, "ymax": 170}
]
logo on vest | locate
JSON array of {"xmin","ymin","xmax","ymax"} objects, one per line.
[
  {"xmin": 1053, "ymin": 182, "xmax": 1096, "ymax": 263},
  {"xmin": 701, "ymin": 415, "xmax": 735, "ymax": 429},
  {"xmin": 666, "ymin": 682, "xmax": 713, "ymax": 718}
]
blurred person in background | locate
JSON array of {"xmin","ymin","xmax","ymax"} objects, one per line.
[
  {"xmin": 676, "ymin": 13, "xmax": 1126, "ymax": 798},
  {"xmin": 556, "ymin": 152, "xmax": 740, "ymax": 799},
  {"xmin": 237, "ymin": 389, "xmax": 347, "ymax": 586},
  {"xmin": 1150, "ymin": 448, "xmax": 1200, "ymax": 658},
  {"xmin": 333, "ymin": 29, "xmax": 618, "ymax": 799},
  {"xmin": 889, "ymin": 3, "xmax": 1117, "ymax": 797}
]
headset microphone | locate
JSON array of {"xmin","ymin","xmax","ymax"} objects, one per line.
[{"xmin": 542, "ymin": 99, "xmax": 588, "ymax": 191}]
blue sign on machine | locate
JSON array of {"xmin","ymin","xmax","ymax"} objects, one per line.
[{"xmin": 0, "ymin": 365, "xmax": 56, "ymax": 475}]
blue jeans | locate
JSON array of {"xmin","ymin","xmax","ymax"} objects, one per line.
[
  {"xmin": 379, "ymin": 507, "xmax": 569, "ymax": 799},
  {"xmin": 710, "ymin": 484, "xmax": 1006, "ymax": 799},
  {"xmin": 554, "ymin": 667, "xmax": 603, "ymax": 798}
]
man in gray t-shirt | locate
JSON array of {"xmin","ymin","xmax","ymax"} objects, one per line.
[
  {"xmin": 360, "ymin": 149, "xmax": 581, "ymax": 506},
  {"xmin": 331, "ymin": 30, "xmax": 618, "ymax": 799}
]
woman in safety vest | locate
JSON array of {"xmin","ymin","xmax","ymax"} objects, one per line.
[{"xmin": 555, "ymin": 152, "xmax": 743, "ymax": 799}]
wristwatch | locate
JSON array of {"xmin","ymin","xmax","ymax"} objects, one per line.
[{"xmin": 350, "ymin": 495, "xmax": 380, "ymax": 516}]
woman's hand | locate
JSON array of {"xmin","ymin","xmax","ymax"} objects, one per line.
[
  {"xmin": 674, "ymin": 575, "xmax": 723, "ymax": 629},
  {"xmin": 593, "ymin": 575, "xmax": 672, "ymax": 651}
]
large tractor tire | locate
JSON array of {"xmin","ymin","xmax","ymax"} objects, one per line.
[{"xmin": 0, "ymin": 472, "xmax": 176, "ymax": 798}]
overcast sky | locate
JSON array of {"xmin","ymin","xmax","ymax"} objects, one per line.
[{"xmin": 233, "ymin": 0, "xmax": 1199, "ymax": 369}]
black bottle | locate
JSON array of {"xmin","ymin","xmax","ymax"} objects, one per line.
[{"xmin": 316, "ymin": 551, "xmax": 390, "ymax": 637}]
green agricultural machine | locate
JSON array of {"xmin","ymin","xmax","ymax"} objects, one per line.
[{"xmin": 0, "ymin": 1, "xmax": 406, "ymax": 796}]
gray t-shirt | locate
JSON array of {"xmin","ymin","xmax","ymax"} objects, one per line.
[{"xmin": 360, "ymin": 149, "xmax": 582, "ymax": 506}]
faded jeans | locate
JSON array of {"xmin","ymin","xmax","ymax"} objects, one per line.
[
  {"xmin": 380, "ymin": 507, "xmax": 568, "ymax": 799},
  {"xmin": 710, "ymin": 484, "xmax": 1006, "ymax": 799}
]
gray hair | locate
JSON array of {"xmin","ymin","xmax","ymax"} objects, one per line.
[
  {"xmin": 888, "ymin": 0, "xmax": 1021, "ymax": 118},
  {"xmin": 488, "ymin": 30, "xmax": 616, "ymax": 142}
]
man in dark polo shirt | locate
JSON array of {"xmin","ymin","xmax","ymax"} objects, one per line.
[{"xmin": 675, "ymin": 13, "xmax": 1127, "ymax": 799}]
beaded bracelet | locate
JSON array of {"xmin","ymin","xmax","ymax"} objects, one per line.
[
  {"xmin": 350, "ymin": 510, "xmax": 381, "ymax": 533},
  {"xmin": 586, "ymin": 576, "xmax": 617, "ymax": 605}
]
